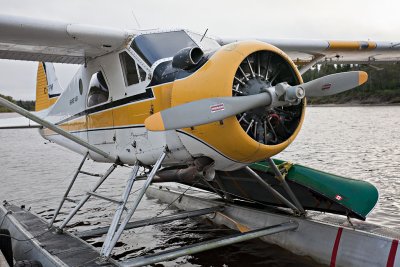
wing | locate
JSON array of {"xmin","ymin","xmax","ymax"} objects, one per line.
[
  {"xmin": 219, "ymin": 38, "xmax": 400, "ymax": 67},
  {"xmin": 0, "ymin": 116, "xmax": 40, "ymax": 129},
  {"xmin": 0, "ymin": 14, "xmax": 134, "ymax": 64}
]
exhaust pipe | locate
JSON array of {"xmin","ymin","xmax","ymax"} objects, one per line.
[
  {"xmin": 152, "ymin": 157, "xmax": 214, "ymax": 183},
  {"xmin": 172, "ymin": 46, "xmax": 204, "ymax": 70}
]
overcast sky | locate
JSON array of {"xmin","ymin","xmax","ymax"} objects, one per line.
[{"xmin": 0, "ymin": 0, "xmax": 399, "ymax": 100}]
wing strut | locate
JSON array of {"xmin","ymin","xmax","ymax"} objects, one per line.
[{"xmin": 0, "ymin": 96, "xmax": 115, "ymax": 161}]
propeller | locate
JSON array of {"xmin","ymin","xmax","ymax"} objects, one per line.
[
  {"xmin": 300, "ymin": 71, "xmax": 368, "ymax": 97},
  {"xmin": 145, "ymin": 71, "xmax": 367, "ymax": 131}
]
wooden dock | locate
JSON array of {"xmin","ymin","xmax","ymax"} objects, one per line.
[{"xmin": 0, "ymin": 202, "xmax": 119, "ymax": 267}]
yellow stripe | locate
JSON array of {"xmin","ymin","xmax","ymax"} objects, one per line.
[
  {"xmin": 328, "ymin": 41, "xmax": 360, "ymax": 50},
  {"xmin": 44, "ymin": 84, "xmax": 172, "ymax": 135},
  {"xmin": 359, "ymin": 71, "xmax": 368, "ymax": 85},
  {"xmin": 87, "ymin": 109, "xmax": 114, "ymax": 129},
  {"xmin": 367, "ymin": 41, "xmax": 377, "ymax": 49},
  {"xmin": 113, "ymin": 84, "xmax": 172, "ymax": 128},
  {"xmin": 35, "ymin": 62, "xmax": 58, "ymax": 111},
  {"xmin": 328, "ymin": 41, "xmax": 377, "ymax": 51},
  {"xmin": 67, "ymin": 116, "xmax": 87, "ymax": 132},
  {"xmin": 144, "ymin": 112, "xmax": 165, "ymax": 131}
]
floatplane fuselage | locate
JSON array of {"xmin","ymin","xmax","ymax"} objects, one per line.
[
  {"xmin": 36, "ymin": 28, "xmax": 369, "ymax": 172},
  {"xmin": 38, "ymin": 29, "xmax": 309, "ymax": 171}
]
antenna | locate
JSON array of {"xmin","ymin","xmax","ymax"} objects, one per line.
[
  {"xmin": 200, "ymin": 28, "xmax": 208, "ymax": 42},
  {"xmin": 131, "ymin": 10, "xmax": 141, "ymax": 29}
]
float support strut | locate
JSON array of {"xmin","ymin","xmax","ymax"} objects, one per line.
[
  {"xmin": 101, "ymin": 151, "xmax": 167, "ymax": 258},
  {"xmin": 58, "ymin": 163, "xmax": 117, "ymax": 230},
  {"xmin": 245, "ymin": 166, "xmax": 300, "ymax": 213},
  {"xmin": 49, "ymin": 152, "xmax": 88, "ymax": 227},
  {"xmin": 101, "ymin": 161, "xmax": 140, "ymax": 253},
  {"xmin": 77, "ymin": 206, "xmax": 224, "ymax": 238},
  {"xmin": 121, "ymin": 221, "xmax": 298, "ymax": 267},
  {"xmin": 266, "ymin": 158, "xmax": 305, "ymax": 215}
]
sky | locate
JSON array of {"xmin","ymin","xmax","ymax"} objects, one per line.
[{"xmin": 0, "ymin": 0, "xmax": 399, "ymax": 100}]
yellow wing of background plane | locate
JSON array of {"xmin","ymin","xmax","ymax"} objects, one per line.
[{"xmin": 219, "ymin": 38, "xmax": 400, "ymax": 69}]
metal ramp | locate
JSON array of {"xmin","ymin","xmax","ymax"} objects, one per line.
[
  {"xmin": 0, "ymin": 200, "xmax": 298, "ymax": 267},
  {"xmin": 0, "ymin": 202, "xmax": 118, "ymax": 267}
]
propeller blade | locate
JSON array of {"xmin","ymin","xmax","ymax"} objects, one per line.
[
  {"xmin": 145, "ymin": 71, "xmax": 368, "ymax": 131},
  {"xmin": 145, "ymin": 93, "xmax": 271, "ymax": 131},
  {"xmin": 302, "ymin": 71, "xmax": 368, "ymax": 97}
]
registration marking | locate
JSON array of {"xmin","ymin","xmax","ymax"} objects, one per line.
[{"xmin": 210, "ymin": 103, "xmax": 225, "ymax": 113}]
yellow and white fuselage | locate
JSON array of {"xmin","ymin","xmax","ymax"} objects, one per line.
[
  {"xmin": 0, "ymin": 17, "xmax": 384, "ymax": 171},
  {"xmin": 38, "ymin": 30, "xmax": 305, "ymax": 171}
]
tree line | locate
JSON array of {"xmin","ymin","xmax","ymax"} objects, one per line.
[
  {"xmin": 302, "ymin": 63, "xmax": 400, "ymax": 104},
  {"xmin": 0, "ymin": 94, "xmax": 35, "ymax": 112}
]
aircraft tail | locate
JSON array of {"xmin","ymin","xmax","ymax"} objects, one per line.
[{"xmin": 35, "ymin": 62, "xmax": 63, "ymax": 111}]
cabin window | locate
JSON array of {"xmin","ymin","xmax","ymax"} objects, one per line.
[
  {"xmin": 79, "ymin": 79, "xmax": 83, "ymax": 95},
  {"xmin": 120, "ymin": 51, "xmax": 142, "ymax": 86},
  {"xmin": 138, "ymin": 65, "xmax": 146, "ymax": 81},
  {"xmin": 87, "ymin": 71, "xmax": 109, "ymax": 107}
]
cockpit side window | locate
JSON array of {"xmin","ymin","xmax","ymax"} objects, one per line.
[
  {"xmin": 131, "ymin": 30, "xmax": 198, "ymax": 66},
  {"xmin": 120, "ymin": 51, "xmax": 141, "ymax": 86},
  {"xmin": 138, "ymin": 65, "xmax": 147, "ymax": 81},
  {"xmin": 87, "ymin": 71, "xmax": 109, "ymax": 107},
  {"xmin": 187, "ymin": 32, "xmax": 221, "ymax": 52}
]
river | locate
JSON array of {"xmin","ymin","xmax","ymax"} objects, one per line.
[{"xmin": 0, "ymin": 106, "xmax": 399, "ymax": 266}]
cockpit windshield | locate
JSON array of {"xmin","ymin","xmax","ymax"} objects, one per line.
[{"xmin": 131, "ymin": 30, "xmax": 198, "ymax": 66}]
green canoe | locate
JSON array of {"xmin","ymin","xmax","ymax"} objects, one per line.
[{"xmin": 208, "ymin": 159, "xmax": 379, "ymax": 220}]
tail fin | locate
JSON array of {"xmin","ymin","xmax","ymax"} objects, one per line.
[{"xmin": 35, "ymin": 62, "xmax": 63, "ymax": 111}]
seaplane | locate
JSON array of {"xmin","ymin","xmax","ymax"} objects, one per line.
[{"xmin": 0, "ymin": 14, "xmax": 399, "ymax": 266}]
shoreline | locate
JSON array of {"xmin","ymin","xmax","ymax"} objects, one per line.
[
  {"xmin": 308, "ymin": 102, "xmax": 400, "ymax": 107},
  {"xmin": 1, "ymin": 103, "xmax": 400, "ymax": 115},
  {"xmin": 1, "ymin": 101, "xmax": 400, "ymax": 116}
]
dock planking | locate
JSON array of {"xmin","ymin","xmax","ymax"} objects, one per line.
[{"xmin": 1, "ymin": 203, "xmax": 118, "ymax": 267}]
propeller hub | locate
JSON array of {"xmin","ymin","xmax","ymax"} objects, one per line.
[
  {"xmin": 297, "ymin": 87, "xmax": 305, "ymax": 98},
  {"xmin": 285, "ymin": 85, "xmax": 305, "ymax": 102},
  {"xmin": 242, "ymin": 77, "xmax": 271, "ymax": 96}
]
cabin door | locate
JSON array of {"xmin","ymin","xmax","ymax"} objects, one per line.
[{"xmin": 86, "ymin": 70, "xmax": 115, "ymax": 161}]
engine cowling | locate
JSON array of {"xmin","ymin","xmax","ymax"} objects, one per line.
[{"xmin": 171, "ymin": 41, "xmax": 305, "ymax": 166}]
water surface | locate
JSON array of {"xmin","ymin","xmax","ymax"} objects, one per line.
[{"xmin": 0, "ymin": 106, "xmax": 399, "ymax": 266}]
